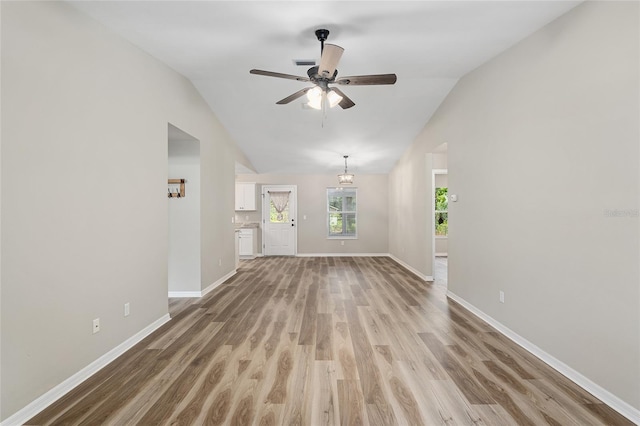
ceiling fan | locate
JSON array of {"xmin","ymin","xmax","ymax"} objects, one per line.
[{"xmin": 250, "ymin": 29, "xmax": 397, "ymax": 110}]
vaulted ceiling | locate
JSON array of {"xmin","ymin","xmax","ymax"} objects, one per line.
[{"xmin": 69, "ymin": 1, "xmax": 580, "ymax": 175}]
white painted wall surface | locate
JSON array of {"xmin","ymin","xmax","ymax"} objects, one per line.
[
  {"xmin": 1, "ymin": 2, "xmax": 237, "ymax": 420},
  {"xmin": 390, "ymin": 1, "xmax": 639, "ymax": 412}
]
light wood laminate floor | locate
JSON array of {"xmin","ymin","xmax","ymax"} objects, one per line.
[{"xmin": 28, "ymin": 256, "xmax": 633, "ymax": 425}]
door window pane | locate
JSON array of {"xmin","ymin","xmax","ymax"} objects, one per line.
[{"xmin": 270, "ymin": 200, "xmax": 289, "ymax": 223}]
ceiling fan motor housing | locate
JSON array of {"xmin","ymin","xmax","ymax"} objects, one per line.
[
  {"xmin": 307, "ymin": 66, "xmax": 337, "ymax": 90},
  {"xmin": 315, "ymin": 29, "xmax": 330, "ymax": 42}
]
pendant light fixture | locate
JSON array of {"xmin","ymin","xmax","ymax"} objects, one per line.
[{"xmin": 337, "ymin": 155, "xmax": 354, "ymax": 185}]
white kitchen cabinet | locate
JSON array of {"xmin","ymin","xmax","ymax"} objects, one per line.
[
  {"xmin": 235, "ymin": 182, "xmax": 256, "ymax": 211},
  {"xmin": 238, "ymin": 228, "xmax": 255, "ymax": 258}
]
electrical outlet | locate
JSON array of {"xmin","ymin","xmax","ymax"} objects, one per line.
[
  {"xmin": 341, "ymin": 241, "xmax": 345, "ymax": 246},
  {"xmin": 218, "ymin": 258, "xmax": 222, "ymax": 266},
  {"xmin": 93, "ymin": 318, "xmax": 100, "ymax": 334},
  {"xmin": 499, "ymin": 291, "xmax": 505, "ymax": 303},
  {"xmin": 124, "ymin": 302, "xmax": 130, "ymax": 317}
]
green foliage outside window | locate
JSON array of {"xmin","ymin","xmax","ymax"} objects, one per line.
[
  {"xmin": 328, "ymin": 189, "xmax": 357, "ymax": 237},
  {"xmin": 435, "ymin": 187, "xmax": 448, "ymax": 236},
  {"xmin": 270, "ymin": 200, "xmax": 288, "ymax": 223}
]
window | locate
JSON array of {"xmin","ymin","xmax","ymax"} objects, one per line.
[
  {"xmin": 327, "ymin": 188, "xmax": 357, "ymax": 238},
  {"xmin": 268, "ymin": 191, "xmax": 290, "ymax": 223},
  {"xmin": 435, "ymin": 187, "xmax": 448, "ymax": 236}
]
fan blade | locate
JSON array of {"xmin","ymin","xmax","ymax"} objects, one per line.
[
  {"xmin": 335, "ymin": 74, "xmax": 397, "ymax": 85},
  {"xmin": 276, "ymin": 87, "xmax": 313, "ymax": 105},
  {"xmin": 331, "ymin": 87, "xmax": 355, "ymax": 109},
  {"xmin": 318, "ymin": 44, "xmax": 344, "ymax": 78},
  {"xmin": 250, "ymin": 69, "xmax": 310, "ymax": 82}
]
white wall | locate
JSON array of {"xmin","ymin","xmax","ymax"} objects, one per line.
[
  {"xmin": 389, "ymin": 153, "xmax": 435, "ymax": 278},
  {"xmin": 0, "ymin": 1, "xmax": 238, "ymax": 420},
  {"xmin": 236, "ymin": 174, "xmax": 389, "ymax": 255},
  {"xmin": 168, "ymin": 133, "xmax": 201, "ymax": 293},
  {"xmin": 389, "ymin": 1, "xmax": 639, "ymax": 413}
]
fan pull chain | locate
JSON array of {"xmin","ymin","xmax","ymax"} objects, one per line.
[{"xmin": 321, "ymin": 91, "xmax": 327, "ymax": 128}]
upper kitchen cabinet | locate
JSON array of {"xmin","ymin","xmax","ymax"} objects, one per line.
[{"xmin": 235, "ymin": 182, "xmax": 256, "ymax": 211}]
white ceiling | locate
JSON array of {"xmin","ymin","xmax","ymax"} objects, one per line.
[{"xmin": 69, "ymin": 1, "xmax": 580, "ymax": 175}]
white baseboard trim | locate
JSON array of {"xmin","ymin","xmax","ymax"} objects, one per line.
[
  {"xmin": 446, "ymin": 291, "xmax": 640, "ymax": 425},
  {"xmin": 1, "ymin": 314, "xmax": 171, "ymax": 426},
  {"xmin": 167, "ymin": 290, "xmax": 201, "ymax": 298},
  {"xmin": 388, "ymin": 254, "xmax": 433, "ymax": 281},
  {"xmin": 202, "ymin": 269, "xmax": 236, "ymax": 297},
  {"xmin": 435, "ymin": 252, "xmax": 448, "ymax": 257},
  {"xmin": 296, "ymin": 253, "xmax": 390, "ymax": 258},
  {"xmin": 168, "ymin": 269, "xmax": 237, "ymax": 298}
]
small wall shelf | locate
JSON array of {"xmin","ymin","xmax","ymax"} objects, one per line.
[{"xmin": 168, "ymin": 179, "xmax": 186, "ymax": 198}]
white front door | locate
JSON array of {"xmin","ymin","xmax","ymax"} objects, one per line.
[{"xmin": 262, "ymin": 185, "xmax": 297, "ymax": 256}]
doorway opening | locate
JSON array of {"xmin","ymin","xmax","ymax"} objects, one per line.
[
  {"xmin": 168, "ymin": 124, "xmax": 201, "ymax": 298},
  {"xmin": 430, "ymin": 143, "xmax": 448, "ymax": 288}
]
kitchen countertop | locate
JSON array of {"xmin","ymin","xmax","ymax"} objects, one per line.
[{"xmin": 235, "ymin": 222, "xmax": 260, "ymax": 229}]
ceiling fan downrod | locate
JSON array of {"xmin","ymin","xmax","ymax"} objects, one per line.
[{"xmin": 315, "ymin": 28, "xmax": 330, "ymax": 54}]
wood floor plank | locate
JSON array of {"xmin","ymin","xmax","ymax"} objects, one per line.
[
  {"xmin": 298, "ymin": 280, "xmax": 319, "ymax": 344},
  {"xmin": 311, "ymin": 361, "xmax": 340, "ymax": 426},
  {"xmin": 46, "ymin": 349, "xmax": 162, "ymax": 425},
  {"xmin": 427, "ymin": 378, "xmax": 486, "ymax": 424},
  {"xmin": 332, "ymin": 314, "xmax": 360, "ymax": 382},
  {"xmin": 337, "ymin": 379, "xmax": 368, "ymax": 426},
  {"xmin": 418, "ymin": 332, "xmax": 495, "ymax": 405},
  {"xmin": 27, "ymin": 257, "xmax": 633, "ymax": 426},
  {"xmin": 472, "ymin": 367, "xmax": 540, "ymax": 425},
  {"xmin": 266, "ymin": 348, "xmax": 294, "ymax": 404},
  {"xmin": 172, "ymin": 355, "xmax": 228, "ymax": 425},
  {"xmin": 395, "ymin": 362, "xmax": 456, "ymax": 425},
  {"xmin": 280, "ymin": 344, "xmax": 314, "ymax": 425},
  {"xmin": 482, "ymin": 359, "xmax": 585, "ymax": 426},
  {"xmin": 583, "ymin": 403, "xmax": 637, "ymax": 426},
  {"xmin": 315, "ymin": 313, "xmax": 333, "ymax": 360},
  {"xmin": 344, "ymin": 300, "xmax": 397, "ymax": 425},
  {"xmin": 147, "ymin": 304, "xmax": 207, "ymax": 350},
  {"xmin": 358, "ymin": 307, "xmax": 389, "ymax": 346},
  {"xmin": 226, "ymin": 284, "xmax": 277, "ymax": 346},
  {"xmin": 525, "ymin": 378, "xmax": 613, "ymax": 425}
]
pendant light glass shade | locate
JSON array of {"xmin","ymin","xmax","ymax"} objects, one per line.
[
  {"xmin": 326, "ymin": 89, "xmax": 343, "ymax": 108},
  {"xmin": 338, "ymin": 155, "xmax": 354, "ymax": 185},
  {"xmin": 306, "ymin": 87, "xmax": 322, "ymax": 109}
]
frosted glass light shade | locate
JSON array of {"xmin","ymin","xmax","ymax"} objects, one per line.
[
  {"xmin": 338, "ymin": 173, "xmax": 354, "ymax": 184},
  {"xmin": 327, "ymin": 90, "xmax": 343, "ymax": 108},
  {"xmin": 306, "ymin": 87, "xmax": 322, "ymax": 110},
  {"xmin": 306, "ymin": 87, "xmax": 342, "ymax": 110}
]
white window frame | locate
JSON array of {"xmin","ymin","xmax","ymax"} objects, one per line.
[{"xmin": 327, "ymin": 187, "xmax": 357, "ymax": 239}]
